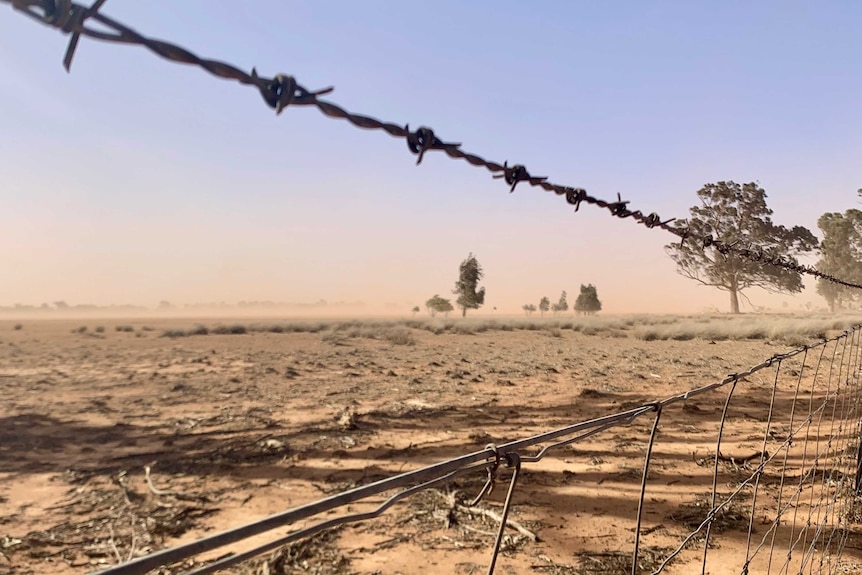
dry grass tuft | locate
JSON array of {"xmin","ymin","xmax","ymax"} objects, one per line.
[{"xmin": 152, "ymin": 313, "xmax": 862, "ymax": 348}]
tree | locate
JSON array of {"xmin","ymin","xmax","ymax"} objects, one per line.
[
  {"xmin": 815, "ymin": 209, "xmax": 862, "ymax": 312},
  {"xmin": 411, "ymin": 305, "xmax": 420, "ymax": 318},
  {"xmin": 665, "ymin": 181, "xmax": 818, "ymax": 314},
  {"xmin": 522, "ymin": 304, "xmax": 537, "ymax": 316},
  {"xmin": 538, "ymin": 296, "xmax": 550, "ymax": 317},
  {"xmin": 452, "ymin": 253, "xmax": 486, "ymax": 317},
  {"xmin": 553, "ymin": 291, "xmax": 568, "ymax": 315},
  {"xmin": 425, "ymin": 295, "xmax": 454, "ymax": 318},
  {"xmin": 574, "ymin": 284, "xmax": 602, "ymax": 315}
]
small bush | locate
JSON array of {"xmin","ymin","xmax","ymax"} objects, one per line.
[
  {"xmin": 189, "ymin": 324, "xmax": 209, "ymax": 336},
  {"xmin": 13, "ymin": 323, "xmax": 22, "ymax": 331},
  {"xmin": 75, "ymin": 326, "xmax": 87, "ymax": 334},
  {"xmin": 161, "ymin": 329, "xmax": 187, "ymax": 338},
  {"xmin": 95, "ymin": 326, "xmax": 105, "ymax": 333},
  {"xmin": 115, "ymin": 325, "xmax": 134, "ymax": 332},
  {"xmin": 451, "ymin": 323, "xmax": 476, "ymax": 335},
  {"xmin": 382, "ymin": 328, "xmax": 416, "ymax": 346},
  {"xmin": 320, "ymin": 330, "xmax": 347, "ymax": 346},
  {"xmin": 211, "ymin": 324, "xmax": 247, "ymax": 335},
  {"xmin": 641, "ymin": 330, "xmax": 660, "ymax": 342}
]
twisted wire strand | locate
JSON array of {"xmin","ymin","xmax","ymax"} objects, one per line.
[{"xmin": 4, "ymin": 0, "xmax": 862, "ymax": 291}]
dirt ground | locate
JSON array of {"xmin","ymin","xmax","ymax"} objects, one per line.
[{"xmin": 2, "ymin": 317, "xmax": 862, "ymax": 575}]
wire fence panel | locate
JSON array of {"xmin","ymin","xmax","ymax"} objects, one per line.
[
  {"xmin": 63, "ymin": 329, "xmax": 859, "ymax": 575},
  {"xmin": 4, "ymin": 2, "xmax": 862, "ymax": 575}
]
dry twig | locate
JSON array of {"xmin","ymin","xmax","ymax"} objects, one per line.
[{"xmin": 457, "ymin": 505, "xmax": 538, "ymax": 542}]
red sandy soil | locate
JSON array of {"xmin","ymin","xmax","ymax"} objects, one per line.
[{"xmin": 2, "ymin": 318, "xmax": 862, "ymax": 575}]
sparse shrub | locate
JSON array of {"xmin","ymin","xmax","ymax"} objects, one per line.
[
  {"xmin": 426, "ymin": 322, "xmax": 447, "ymax": 335},
  {"xmin": 115, "ymin": 325, "xmax": 134, "ymax": 332},
  {"xmin": 451, "ymin": 323, "xmax": 476, "ymax": 335},
  {"xmin": 95, "ymin": 326, "xmax": 105, "ymax": 333},
  {"xmin": 189, "ymin": 324, "xmax": 209, "ymax": 336},
  {"xmin": 13, "ymin": 323, "xmax": 22, "ymax": 331},
  {"xmin": 781, "ymin": 333, "xmax": 810, "ymax": 347},
  {"xmin": 382, "ymin": 328, "xmax": 416, "ymax": 346},
  {"xmin": 641, "ymin": 330, "xmax": 660, "ymax": 341},
  {"xmin": 161, "ymin": 329, "xmax": 187, "ymax": 338},
  {"xmin": 320, "ymin": 330, "xmax": 347, "ymax": 346},
  {"xmin": 547, "ymin": 327, "xmax": 562, "ymax": 338},
  {"xmin": 141, "ymin": 326, "xmax": 155, "ymax": 332},
  {"xmin": 211, "ymin": 324, "xmax": 247, "ymax": 335},
  {"xmin": 671, "ymin": 332, "xmax": 694, "ymax": 341},
  {"xmin": 75, "ymin": 326, "xmax": 87, "ymax": 334},
  {"xmin": 260, "ymin": 321, "xmax": 328, "ymax": 334}
]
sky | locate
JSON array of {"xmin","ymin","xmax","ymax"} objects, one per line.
[{"xmin": 1, "ymin": 1, "xmax": 860, "ymax": 315}]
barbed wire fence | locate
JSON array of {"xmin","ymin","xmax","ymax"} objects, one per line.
[{"xmin": 5, "ymin": 2, "xmax": 862, "ymax": 574}]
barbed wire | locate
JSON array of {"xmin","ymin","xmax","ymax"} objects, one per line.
[{"xmin": 5, "ymin": 0, "xmax": 862, "ymax": 292}]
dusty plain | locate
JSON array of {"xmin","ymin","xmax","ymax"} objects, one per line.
[{"xmin": 2, "ymin": 314, "xmax": 862, "ymax": 575}]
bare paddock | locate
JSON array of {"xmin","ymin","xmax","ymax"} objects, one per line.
[{"xmin": 3, "ymin": 317, "xmax": 862, "ymax": 574}]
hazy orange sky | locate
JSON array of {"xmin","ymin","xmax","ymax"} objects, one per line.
[{"xmin": 2, "ymin": 2, "xmax": 860, "ymax": 315}]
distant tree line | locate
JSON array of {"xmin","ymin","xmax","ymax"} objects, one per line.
[{"xmin": 523, "ymin": 286, "xmax": 602, "ymax": 317}]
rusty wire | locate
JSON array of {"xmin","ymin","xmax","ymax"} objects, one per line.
[{"xmin": 5, "ymin": 0, "xmax": 862, "ymax": 291}]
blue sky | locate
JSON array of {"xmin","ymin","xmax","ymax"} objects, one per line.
[{"xmin": 1, "ymin": 1, "xmax": 860, "ymax": 314}]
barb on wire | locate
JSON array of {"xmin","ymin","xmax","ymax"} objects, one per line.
[{"xmin": 5, "ymin": 0, "xmax": 862, "ymax": 291}]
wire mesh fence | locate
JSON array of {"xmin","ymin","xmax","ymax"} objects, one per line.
[
  {"xmin": 5, "ymin": 2, "xmax": 862, "ymax": 574},
  {"xmin": 75, "ymin": 328, "xmax": 860, "ymax": 575}
]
